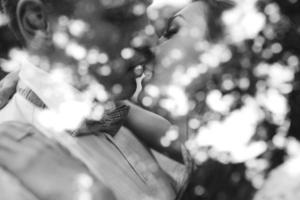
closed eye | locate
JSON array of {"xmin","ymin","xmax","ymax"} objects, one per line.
[
  {"xmin": 162, "ymin": 15, "xmax": 184, "ymax": 39},
  {"xmin": 163, "ymin": 26, "xmax": 179, "ymax": 39}
]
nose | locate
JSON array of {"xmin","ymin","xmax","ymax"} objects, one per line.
[{"xmin": 131, "ymin": 31, "xmax": 157, "ymax": 55}]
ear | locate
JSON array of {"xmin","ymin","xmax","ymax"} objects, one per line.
[{"xmin": 16, "ymin": 0, "xmax": 48, "ymax": 45}]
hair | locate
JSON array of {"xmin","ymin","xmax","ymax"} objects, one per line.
[{"xmin": 0, "ymin": 0, "xmax": 76, "ymax": 43}]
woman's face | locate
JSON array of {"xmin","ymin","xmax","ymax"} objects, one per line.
[
  {"xmin": 150, "ymin": 1, "xmax": 209, "ymax": 86},
  {"xmin": 140, "ymin": 2, "xmax": 210, "ymax": 115}
]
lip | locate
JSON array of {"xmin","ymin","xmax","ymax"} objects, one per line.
[
  {"xmin": 127, "ymin": 65, "xmax": 145, "ymax": 78},
  {"xmin": 126, "ymin": 52, "xmax": 153, "ymax": 73},
  {"xmin": 134, "ymin": 65, "xmax": 145, "ymax": 78}
]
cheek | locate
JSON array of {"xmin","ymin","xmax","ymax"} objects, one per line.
[
  {"xmin": 152, "ymin": 35, "xmax": 205, "ymax": 86},
  {"xmin": 156, "ymin": 36, "xmax": 200, "ymax": 67}
]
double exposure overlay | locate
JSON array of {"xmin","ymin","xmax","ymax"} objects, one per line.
[{"xmin": 0, "ymin": 0, "xmax": 300, "ymax": 200}]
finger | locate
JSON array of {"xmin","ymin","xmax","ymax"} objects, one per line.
[
  {"xmin": 25, "ymin": 126, "xmax": 63, "ymax": 151},
  {"xmin": 0, "ymin": 151, "xmax": 15, "ymax": 168},
  {"xmin": 2, "ymin": 122, "xmax": 59, "ymax": 151},
  {"xmin": 0, "ymin": 137, "xmax": 24, "ymax": 153},
  {"xmin": 20, "ymin": 131, "xmax": 47, "ymax": 149},
  {"xmin": 26, "ymin": 126, "xmax": 52, "ymax": 143},
  {"xmin": 0, "ymin": 145, "xmax": 30, "ymax": 174},
  {"xmin": 0, "ymin": 121, "xmax": 30, "ymax": 135},
  {"xmin": 0, "ymin": 122, "xmax": 36, "ymax": 142}
]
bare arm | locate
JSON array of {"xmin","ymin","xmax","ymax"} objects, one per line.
[{"xmin": 123, "ymin": 100, "xmax": 187, "ymax": 163}]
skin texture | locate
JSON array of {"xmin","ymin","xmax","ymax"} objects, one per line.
[{"xmin": 124, "ymin": 100, "xmax": 185, "ymax": 163}]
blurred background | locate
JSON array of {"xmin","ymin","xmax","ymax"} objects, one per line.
[{"xmin": 144, "ymin": 1, "xmax": 300, "ymax": 200}]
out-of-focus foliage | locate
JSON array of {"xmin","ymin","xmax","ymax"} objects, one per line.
[{"xmin": 141, "ymin": 0, "xmax": 300, "ymax": 200}]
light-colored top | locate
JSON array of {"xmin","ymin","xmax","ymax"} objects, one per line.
[{"xmin": 0, "ymin": 61, "xmax": 176, "ymax": 200}]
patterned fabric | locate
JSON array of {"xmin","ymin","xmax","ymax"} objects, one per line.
[
  {"xmin": 17, "ymin": 86, "xmax": 46, "ymax": 109},
  {"xmin": 74, "ymin": 105, "xmax": 130, "ymax": 137}
]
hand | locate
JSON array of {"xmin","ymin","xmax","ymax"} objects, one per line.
[
  {"xmin": 74, "ymin": 104, "xmax": 129, "ymax": 137},
  {"xmin": 0, "ymin": 72, "xmax": 19, "ymax": 109},
  {"xmin": 0, "ymin": 122, "xmax": 116, "ymax": 200}
]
